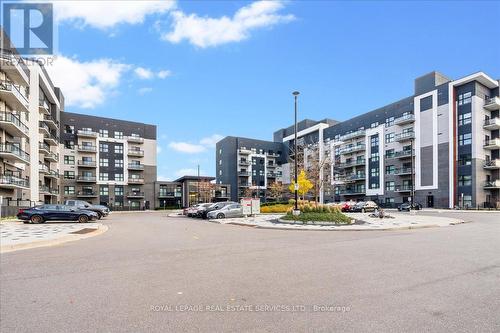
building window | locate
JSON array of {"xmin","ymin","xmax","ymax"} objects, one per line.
[
  {"xmin": 99, "ymin": 129, "xmax": 108, "ymax": 138},
  {"xmin": 458, "ymin": 112, "xmax": 472, "ymax": 126},
  {"xmin": 458, "ymin": 154, "xmax": 472, "ymax": 166},
  {"xmin": 385, "ymin": 197, "xmax": 395, "ymax": 204},
  {"xmin": 458, "ymin": 92, "xmax": 472, "ymax": 105},
  {"xmin": 115, "ymin": 173, "xmax": 124, "ymax": 181},
  {"xmin": 64, "ymin": 155, "xmax": 75, "ymax": 165},
  {"xmin": 386, "ymin": 165, "xmax": 395, "ymax": 174},
  {"xmin": 385, "ymin": 181, "xmax": 395, "ymax": 191},
  {"xmin": 114, "ymin": 145, "xmax": 123, "ymax": 154},
  {"xmin": 371, "ymin": 122, "xmax": 379, "ymax": 128},
  {"xmin": 64, "ymin": 125, "xmax": 74, "ymax": 134},
  {"xmin": 64, "ymin": 186, "xmax": 75, "ymax": 195},
  {"xmin": 114, "ymin": 131, "xmax": 123, "ymax": 139},
  {"xmin": 463, "ymin": 195, "xmax": 472, "ymax": 208},
  {"xmin": 370, "ymin": 136, "xmax": 379, "ymax": 147},
  {"xmin": 115, "ymin": 159, "xmax": 123, "ymax": 168},
  {"xmin": 370, "ymin": 152, "xmax": 379, "ymax": 162},
  {"xmin": 64, "ymin": 171, "xmax": 75, "ymax": 179},
  {"xmin": 99, "ymin": 173, "xmax": 108, "ymax": 181},
  {"xmin": 99, "ymin": 158, "xmax": 108, "ymax": 167},
  {"xmin": 100, "ymin": 186, "xmax": 109, "ymax": 196},
  {"xmin": 386, "ymin": 149, "xmax": 395, "ymax": 158},
  {"xmin": 385, "ymin": 117, "xmax": 394, "ymax": 127},
  {"xmin": 115, "ymin": 186, "xmax": 124, "ymax": 196},
  {"xmin": 370, "ymin": 183, "xmax": 379, "ymax": 189},
  {"xmin": 64, "ymin": 140, "xmax": 74, "ymax": 149},
  {"xmin": 99, "ymin": 143, "xmax": 109, "ymax": 153},
  {"xmin": 458, "ymin": 133, "xmax": 472, "ymax": 146},
  {"xmin": 458, "ymin": 175, "xmax": 472, "ymax": 186},
  {"xmin": 370, "ymin": 168, "xmax": 379, "ymax": 177},
  {"xmin": 385, "ymin": 133, "xmax": 394, "ymax": 143}
]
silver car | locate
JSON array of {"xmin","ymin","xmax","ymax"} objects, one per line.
[{"xmin": 207, "ymin": 203, "xmax": 243, "ymax": 219}]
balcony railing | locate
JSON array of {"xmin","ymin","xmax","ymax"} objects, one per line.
[
  {"xmin": 339, "ymin": 158, "xmax": 366, "ymax": 168},
  {"xmin": 77, "ymin": 145, "xmax": 97, "ymax": 152},
  {"xmin": 44, "ymin": 151, "xmax": 59, "ymax": 161},
  {"xmin": 484, "ymin": 180, "xmax": 500, "ymax": 189},
  {"xmin": 484, "ymin": 159, "xmax": 500, "ymax": 169},
  {"xmin": 77, "ymin": 129, "xmax": 98, "ymax": 137},
  {"xmin": 127, "ymin": 149, "xmax": 144, "ymax": 156},
  {"xmin": 483, "ymin": 117, "xmax": 500, "ymax": 130},
  {"xmin": 43, "ymin": 114, "xmax": 59, "ymax": 128},
  {"xmin": 484, "ymin": 96, "xmax": 500, "ymax": 110},
  {"xmin": 239, "ymin": 160, "xmax": 250, "ymax": 165},
  {"xmin": 77, "ymin": 191, "xmax": 98, "ymax": 197},
  {"xmin": 484, "ymin": 138, "xmax": 500, "ymax": 149},
  {"xmin": 340, "ymin": 188, "xmax": 366, "ymax": 195},
  {"xmin": 345, "ymin": 173, "xmax": 366, "ymax": 181},
  {"xmin": 0, "ymin": 80, "xmax": 29, "ymax": 110},
  {"xmin": 339, "ymin": 129, "xmax": 366, "ymax": 141},
  {"xmin": 267, "ymin": 173, "xmax": 277, "ymax": 178},
  {"xmin": 126, "ymin": 136, "xmax": 144, "ymax": 143},
  {"xmin": 39, "ymin": 164, "xmax": 49, "ymax": 173},
  {"xmin": 0, "ymin": 111, "xmax": 29, "ymax": 135},
  {"xmin": 127, "ymin": 192, "xmax": 145, "ymax": 197},
  {"xmin": 340, "ymin": 144, "xmax": 366, "ymax": 154},
  {"xmin": 395, "ymin": 131, "xmax": 415, "ymax": 142},
  {"xmin": 238, "ymin": 183, "xmax": 250, "ymax": 187},
  {"xmin": 0, "ymin": 175, "xmax": 29, "ymax": 188},
  {"xmin": 387, "ymin": 150, "xmax": 414, "ymax": 159},
  {"xmin": 395, "ymin": 167, "xmax": 413, "ymax": 175},
  {"xmin": 395, "ymin": 185, "xmax": 413, "ymax": 192},
  {"xmin": 77, "ymin": 176, "xmax": 97, "ymax": 182},
  {"xmin": 394, "ymin": 114, "xmax": 415, "ymax": 125},
  {"xmin": 0, "ymin": 48, "xmax": 30, "ymax": 82},
  {"xmin": 128, "ymin": 177, "xmax": 144, "ymax": 183},
  {"xmin": 238, "ymin": 171, "xmax": 250, "ymax": 176},
  {"xmin": 128, "ymin": 163, "xmax": 144, "ymax": 170},
  {"xmin": 78, "ymin": 160, "xmax": 97, "ymax": 167},
  {"xmin": 0, "ymin": 142, "xmax": 30, "ymax": 162},
  {"xmin": 39, "ymin": 142, "xmax": 50, "ymax": 152}
]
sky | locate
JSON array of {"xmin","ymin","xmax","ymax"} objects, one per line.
[{"xmin": 19, "ymin": 0, "xmax": 500, "ymax": 180}]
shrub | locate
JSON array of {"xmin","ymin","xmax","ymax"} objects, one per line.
[
  {"xmin": 282, "ymin": 210, "xmax": 351, "ymax": 224},
  {"xmin": 261, "ymin": 204, "xmax": 292, "ymax": 213}
]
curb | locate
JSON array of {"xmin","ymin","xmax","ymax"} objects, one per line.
[{"xmin": 0, "ymin": 224, "xmax": 109, "ymax": 254}]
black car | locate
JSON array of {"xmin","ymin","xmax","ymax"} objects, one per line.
[
  {"xmin": 17, "ymin": 204, "xmax": 99, "ymax": 224},
  {"xmin": 398, "ymin": 202, "xmax": 422, "ymax": 211},
  {"xmin": 64, "ymin": 200, "xmax": 107, "ymax": 219},
  {"xmin": 201, "ymin": 201, "xmax": 236, "ymax": 219}
]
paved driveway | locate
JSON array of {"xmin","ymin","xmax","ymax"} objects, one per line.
[{"xmin": 1, "ymin": 211, "xmax": 499, "ymax": 332}]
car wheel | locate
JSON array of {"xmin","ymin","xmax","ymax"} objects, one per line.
[
  {"xmin": 78, "ymin": 215, "xmax": 89, "ymax": 223},
  {"xmin": 30, "ymin": 215, "xmax": 44, "ymax": 224},
  {"xmin": 217, "ymin": 213, "xmax": 225, "ymax": 219},
  {"xmin": 96, "ymin": 212, "xmax": 102, "ymax": 220}
]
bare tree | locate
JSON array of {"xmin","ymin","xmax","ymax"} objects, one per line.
[
  {"xmin": 304, "ymin": 143, "xmax": 330, "ymax": 203},
  {"xmin": 267, "ymin": 181, "xmax": 285, "ymax": 202}
]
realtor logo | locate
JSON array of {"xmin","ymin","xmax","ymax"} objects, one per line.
[{"xmin": 2, "ymin": 2, "xmax": 54, "ymax": 55}]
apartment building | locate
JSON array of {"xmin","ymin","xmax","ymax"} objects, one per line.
[
  {"xmin": 1, "ymin": 31, "xmax": 62, "ymax": 210},
  {"xmin": 59, "ymin": 112, "xmax": 157, "ymax": 210},
  {"xmin": 217, "ymin": 71, "xmax": 500, "ymax": 209}
]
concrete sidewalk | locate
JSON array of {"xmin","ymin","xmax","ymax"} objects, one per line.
[
  {"xmin": 209, "ymin": 212, "xmax": 468, "ymax": 231},
  {"xmin": 0, "ymin": 221, "xmax": 107, "ymax": 253}
]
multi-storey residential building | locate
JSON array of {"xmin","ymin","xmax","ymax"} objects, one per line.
[
  {"xmin": 1, "ymin": 31, "xmax": 63, "ymax": 210},
  {"xmin": 216, "ymin": 137, "xmax": 287, "ymax": 202},
  {"xmin": 59, "ymin": 112, "xmax": 157, "ymax": 210},
  {"xmin": 217, "ymin": 71, "xmax": 500, "ymax": 209}
]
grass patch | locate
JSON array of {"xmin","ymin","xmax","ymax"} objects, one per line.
[{"xmin": 282, "ymin": 211, "xmax": 351, "ymax": 224}]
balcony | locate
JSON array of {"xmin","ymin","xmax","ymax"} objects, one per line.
[
  {"xmin": 340, "ymin": 188, "xmax": 366, "ymax": 195},
  {"xmin": 0, "ymin": 80, "xmax": 29, "ymax": 111},
  {"xmin": 484, "ymin": 138, "xmax": 500, "ymax": 150},
  {"xmin": 77, "ymin": 176, "xmax": 96, "ymax": 183},
  {"xmin": 77, "ymin": 191, "xmax": 98, "ymax": 198},
  {"xmin": 0, "ymin": 112, "xmax": 29, "ymax": 137},
  {"xmin": 395, "ymin": 131, "xmax": 415, "ymax": 142},
  {"xmin": 43, "ymin": 114, "xmax": 59, "ymax": 130},
  {"xmin": 394, "ymin": 114, "xmax": 415, "ymax": 125},
  {"xmin": 158, "ymin": 191, "xmax": 181, "ymax": 198},
  {"xmin": 339, "ymin": 129, "xmax": 366, "ymax": 141},
  {"xmin": 484, "ymin": 159, "xmax": 500, "ymax": 169},
  {"xmin": 0, "ymin": 175, "xmax": 29, "ymax": 189},
  {"xmin": 38, "ymin": 142, "xmax": 50, "ymax": 154},
  {"xmin": 484, "ymin": 117, "xmax": 500, "ymax": 130},
  {"xmin": 484, "ymin": 96, "xmax": 500, "ymax": 111},
  {"xmin": 238, "ymin": 171, "xmax": 250, "ymax": 176},
  {"xmin": 39, "ymin": 164, "xmax": 49, "ymax": 174},
  {"xmin": 44, "ymin": 133, "xmax": 59, "ymax": 146},
  {"xmin": 239, "ymin": 160, "xmax": 250, "ymax": 166},
  {"xmin": 128, "ymin": 177, "xmax": 144, "ymax": 184},
  {"xmin": 238, "ymin": 148, "xmax": 252, "ymax": 154},
  {"xmin": 344, "ymin": 173, "xmax": 366, "ymax": 182},
  {"xmin": 127, "ymin": 149, "xmax": 144, "ymax": 157},
  {"xmin": 484, "ymin": 180, "xmax": 500, "ymax": 189},
  {"xmin": 238, "ymin": 183, "xmax": 250, "ymax": 188},
  {"xmin": 39, "ymin": 121, "xmax": 50, "ymax": 135},
  {"xmin": 39, "ymin": 186, "xmax": 59, "ymax": 196},
  {"xmin": 395, "ymin": 167, "xmax": 413, "ymax": 175},
  {"xmin": 44, "ymin": 151, "xmax": 59, "ymax": 163},
  {"xmin": 267, "ymin": 152, "xmax": 280, "ymax": 158},
  {"xmin": 395, "ymin": 185, "xmax": 413, "ymax": 192},
  {"xmin": 0, "ymin": 49, "xmax": 30, "ymax": 85},
  {"xmin": 339, "ymin": 158, "xmax": 366, "ymax": 168},
  {"xmin": 388, "ymin": 150, "xmax": 413, "ymax": 159},
  {"xmin": 128, "ymin": 163, "xmax": 144, "ymax": 170},
  {"xmin": 126, "ymin": 136, "xmax": 144, "ymax": 143},
  {"xmin": 127, "ymin": 192, "xmax": 145, "ymax": 198},
  {"xmin": 77, "ymin": 145, "xmax": 97, "ymax": 153},
  {"xmin": 38, "ymin": 99, "xmax": 50, "ymax": 114},
  {"xmin": 340, "ymin": 144, "xmax": 366, "ymax": 155},
  {"xmin": 78, "ymin": 160, "xmax": 97, "ymax": 168},
  {"xmin": 45, "ymin": 169, "xmax": 60, "ymax": 179},
  {"xmin": 77, "ymin": 129, "xmax": 98, "ymax": 138},
  {"xmin": 0, "ymin": 143, "xmax": 30, "ymax": 164}
]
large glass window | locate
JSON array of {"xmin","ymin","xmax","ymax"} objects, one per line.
[
  {"xmin": 64, "ymin": 155, "xmax": 75, "ymax": 165},
  {"xmin": 458, "ymin": 112, "xmax": 472, "ymax": 126},
  {"xmin": 458, "ymin": 92, "xmax": 472, "ymax": 105},
  {"xmin": 99, "ymin": 129, "xmax": 108, "ymax": 138},
  {"xmin": 64, "ymin": 171, "xmax": 75, "ymax": 179},
  {"xmin": 115, "ymin": 186, "xmax": 124, "ymax": 196},
  {"xmin": 99, "ymin": 143, "xmax": 109, "ymax": 153},
  {"xmin": 64, "ymin": 186, "xmax": 75, "ymax": 195},
  {"xmin": 114, "ymin": 145, "xmax": 123, "ymax": 154},
  {"xmin": 99, "ymin": 173, "xmax": 108, "ymax": 181},
  {"xmin": 99, "ymin": 158, "xmax": 108, "ymax": 167},
  {"xmin": 385, "ymin": 181, "xmax": 395, "ymax": 191},
  {"xmin": 100, "ymin": 186, "xmax": 109, "ymax": 196},
  {"xmin": 385, "ymin": 133, "xmax": 394, "ymax": 143},
  {"xmin": 458, "ymin": 133, "xmax": 472, "ymax": 146},
  {"xmin": 385, "ymin": 165, "xmax": 395, "ymax": 174},
  {"xmin": 458, "ymin": 175, "xmax": 472, "ymax": 186}
]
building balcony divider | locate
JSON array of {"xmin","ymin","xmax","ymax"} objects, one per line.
[
  {"xmin": 0, "ymin": 80, "xmax": 29, "ymax": 111},
  {"xmin": 0, "ymin": 175, "xmax": 29, "ymax": 188},
  {"xmin": 77, "ymin": 145, "xmax": 97, "ymax": 152},
  {"xmin": 0, "ymin": 111, "xmax": 29, "ymax": 136},
  {"xmin": 0, "ymin": 142, "xmax": 30, "ymax": 163}
]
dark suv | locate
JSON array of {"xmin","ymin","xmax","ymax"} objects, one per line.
[{"xmin": 64, "ymin": 200, "xmax": 108, "ymax": 219}]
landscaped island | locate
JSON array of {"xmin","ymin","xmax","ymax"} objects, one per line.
[{"xmin": 261, "ymin": 201, "xmax": 352, "ymax": 225}]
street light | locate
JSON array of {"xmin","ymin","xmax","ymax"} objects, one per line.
[
  {"xmin": 293, "ymin": 91, "xmax": 300, "ymax": 215},
  {"xmin": 410, "ymin": 137, "xmax": 415, "ymax": 207}
]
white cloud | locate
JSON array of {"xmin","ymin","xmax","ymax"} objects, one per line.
[
  {"xmin": 157, "ymin": 70, "xmax": 172, "ymax": 79},
  {"xmin": 50, "ymin": 0, "xmax": 176, "ymax": 29},
  {"xmin": 44, "ymin": 55, "xmax": 130, "ymax": 109},
  {"xmin": 168, "ymin": 142, "xmax": 206, "ymax": 154},
  {"xmin": 134, "ymin": 67, "xmax": 154, "ymax": 80},
  {"xmin": 138, "ymin": 87, "xmax": 153, "ymax": 95},
  {"xmin": 162, "ymin": 0, "xmax": 294, "ymax": 48},
  {"xmin": 157, "ymin": 175, "xmax": 172, "ymax": 181},
  {"xmin": 175, "ymin": 168, "xmax": 206, "ymax": 177},
  {"xmin": 199, "ymin": 134, "xmax": 224, "ymax": 147}
]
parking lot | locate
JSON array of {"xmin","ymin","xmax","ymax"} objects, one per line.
[{"xmin": 1, "ymin": 210, "xmax": 500, "ymax": 332}]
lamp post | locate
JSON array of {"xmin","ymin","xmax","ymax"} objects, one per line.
[
  {"xmin": 293, "ymin": 91, "xmax": 300, "ymax": 215},
  {"xmin": 410, "ymin": 137, "xmax": 415, "ymax": 207}
]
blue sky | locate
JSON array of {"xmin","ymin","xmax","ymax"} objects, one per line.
[{"xmin": 36, "ymin": 0, "xmax": 500, "ymax": 180}]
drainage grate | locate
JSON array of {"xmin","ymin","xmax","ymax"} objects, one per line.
[{"xmin": 70, "ymin": 228, "xmax": 97, "ymax": 235}]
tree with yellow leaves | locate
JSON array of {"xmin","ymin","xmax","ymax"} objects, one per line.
[{"xmin": 288, "ymin": 170, "xmax": 313, "ymax": 200}]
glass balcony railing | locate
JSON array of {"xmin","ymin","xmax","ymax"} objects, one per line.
[
  {"xmin": 0, "ymin": 175, "xmax": 29, "ymax": 188},
  {"xmin": 0, "ymin": 111, "xmax": 29, "ymax": 135},
  {"xmin": 0, "ymin": 142, "xmax": 30, "ymax": 162}
]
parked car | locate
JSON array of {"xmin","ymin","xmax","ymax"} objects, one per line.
[
  {"xmin": 340, "ymin": 201, "xmax": 356, "ymax": 212},
  {"xmin": 93, "ymin": 204, "xmax": 110, "ymax": 217},
  {"xmin": 207, "ymin": 203, "xmax": 244, "ymax": 219},
  {"xmin": 398, "ymin": 202, "xmax": 422, "ymax": 211},
  {"xmin": 17, "ymin": 204, "xmax": 98, "ymax": 224},
  {"xmin": 351, "ymin": 201, "xmax": 378, "ymax": 213},
  {"xmin": 201, "ymin": 201, "xmax": 236, "ymax": 219},
  {"xmin": 186, "ymin": 203, "xmax": 210, "ymax": 217},
  {"xmin": 192, "ymin": 203, "xmax": 214, "ymax": 217},
  {"xmin": 64, "ymin": 200, "xmax": 107, "ymax": 219}
]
